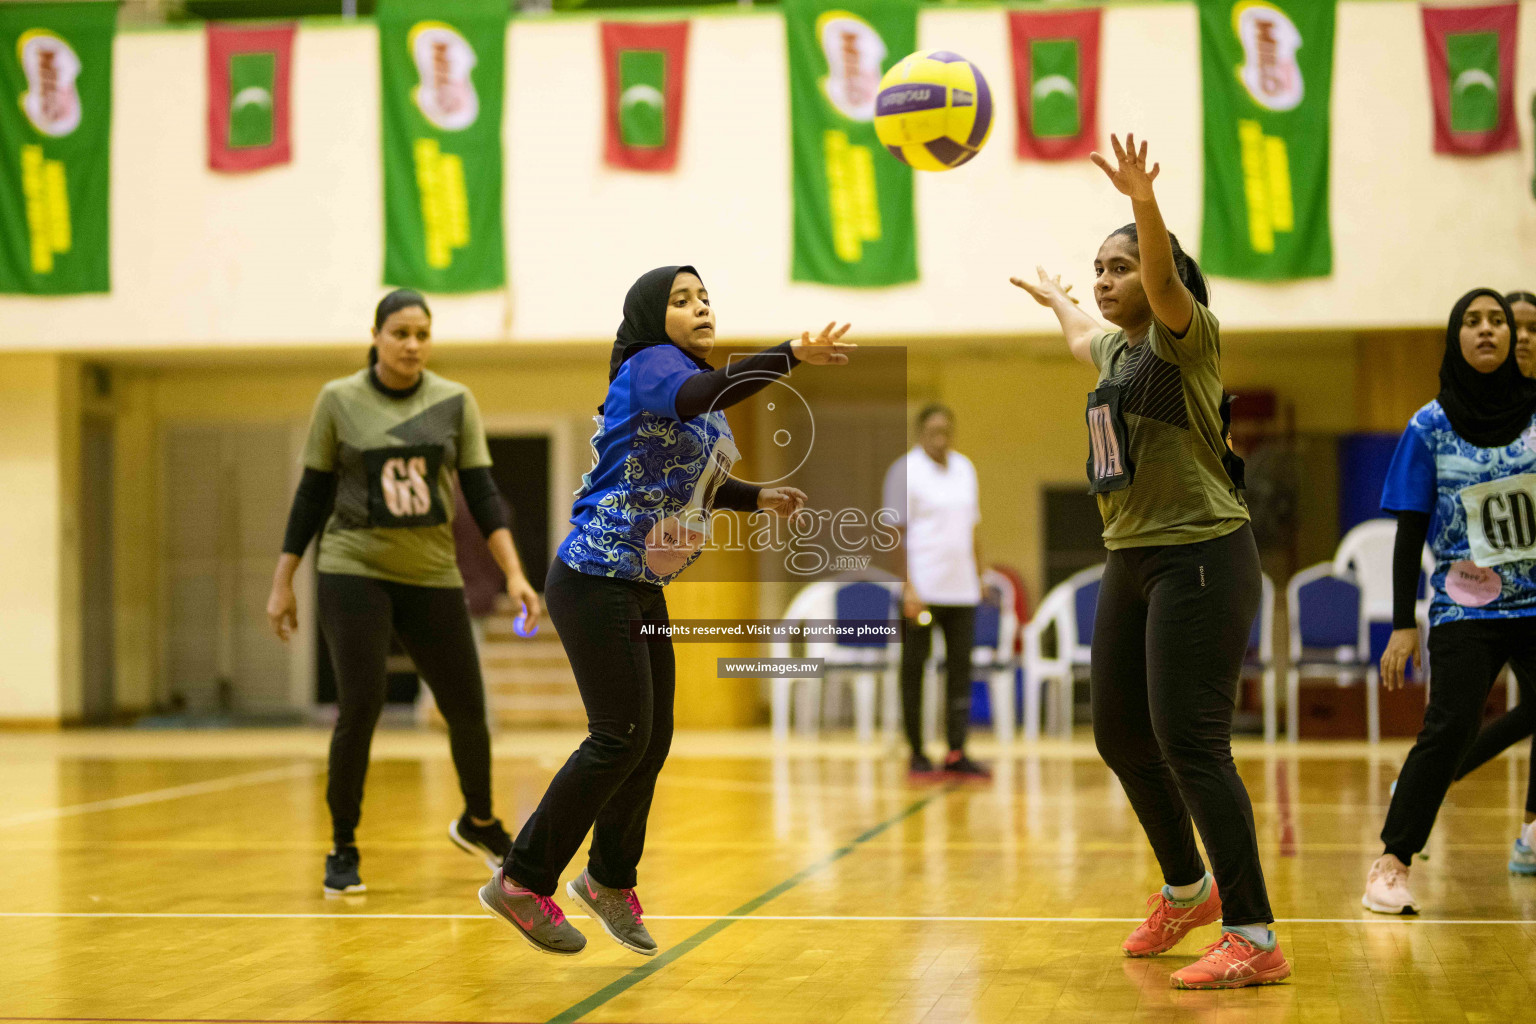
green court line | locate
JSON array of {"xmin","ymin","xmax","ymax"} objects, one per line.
[{"xmin": 543, "ymin": 787, "xmax": 951, "ymax": 1024}]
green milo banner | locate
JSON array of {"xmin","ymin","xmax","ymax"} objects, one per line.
[
  {"xmin": 379, "ymin": 0, "xmax": 506, "ymax": 292},
  {"xmin": 786, "ymin": 0, "xmax": 917, "ymax": 287},
  {"xmin": 0, "ymin": 1, "xmax": 115, "ymax": 295},
  {"xmin": 1198, "ymin": 0, "xmax": 1334, "ymax": 281}
]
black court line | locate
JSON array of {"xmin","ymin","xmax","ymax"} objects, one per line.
[{"xmin": 543, "ymin": 787, "xmax": 953, "ymax": 1024}]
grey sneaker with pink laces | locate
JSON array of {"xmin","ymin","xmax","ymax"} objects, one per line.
[
  {"xmin": 479, "ymin": 869, "xmax": 587, "ymax": 955},
  {"xmin": 567, "ymin": 869, "xmax": 658, "ymax": 956},
  {"xmin": 1362, "ymin": 854, "xmax": 1420, "ymax": 914}
]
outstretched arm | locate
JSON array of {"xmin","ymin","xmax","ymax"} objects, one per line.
[
  {"xmin": 1011, "ymin": 266, "xmax": 1101, "ymax": 365},
  {"xmin": 1091, "ymin": 133, "xmax": 1193, "ymax": 337},
  {"xmin": 674, "ymin": 323, "xmax": 854, "ymax": 419}
]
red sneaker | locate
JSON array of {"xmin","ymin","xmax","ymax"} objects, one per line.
[
  {"xmin": 1120, "ymin": 881, "xmax": 1222, "ymax": 957},
  {"xmin": 1170, "ymin": 932, "xmax": 1291, "ymax": 990}
]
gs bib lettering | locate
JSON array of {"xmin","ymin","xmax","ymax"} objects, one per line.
[
  {"xmin": 1085, "ymin": 385, "xmax": 1133, "ymax": 493},
  {"xmin": 1460, "ymin": 472, "xmax": 1536, "ymax": 567},
  {"xmin": 363, "ymin": 444, "xmax": 446, "ymax": 528}
]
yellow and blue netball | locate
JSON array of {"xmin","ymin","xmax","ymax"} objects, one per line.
[{"xmin": 873, "ymin": 50, "xmax": 994, "ymax": 171}]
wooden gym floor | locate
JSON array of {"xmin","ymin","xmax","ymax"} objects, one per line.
[{"xmin": 3, "ymin": 728, "xmax": 1536, "ymax": 1024}]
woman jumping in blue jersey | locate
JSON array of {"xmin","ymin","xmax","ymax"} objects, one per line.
[
  {"xmin": 1365, "ymin": 288, "xmax": 1536, "ymax": 913},
  {"xmin": 476, "ymin": 266, "xmax": 854, "ymax": 956}
]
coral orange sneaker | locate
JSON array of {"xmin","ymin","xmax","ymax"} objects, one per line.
[
  {"xmin": 1169, "ymin": 932, "xmax": 1291, "ymax": 989},
  {"xmin": 1121, "ymin": 879, "xmax": 1222, "ymax": 957}
]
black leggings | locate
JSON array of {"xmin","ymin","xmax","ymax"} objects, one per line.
[
  {"xmin": 317, "ymin": 572, "xmax": 493, "ymax": 847},
  {"xmin": 1090, "ymin": 524, "xmax": 1271, "ymax": 926},
  {"xmin": 900, "ymin": 604, "xmax": 976, "ymax": 754},
  {"xmin": 1453, "ymin": 676, "xmax": 1536, "ymax": 816},
  {"xmin": 505, "ymin": 558, "xmax": 675, "ymax": 896},
  {"xmin": 1382, "ymin": 618, "xmax": 1536, "ymax": 861}
]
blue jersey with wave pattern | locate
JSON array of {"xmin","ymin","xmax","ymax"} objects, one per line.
[
  {"xmin": 1381, "ymin": 400, "xmax": 1536, "ymax": 626},
  {"xmin": 559, "ymin": 345, "xmax": 736, "ymax": 586}
]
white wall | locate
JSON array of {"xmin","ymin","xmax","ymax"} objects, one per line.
[{"xmin": 0, "ymin": 1, "xmax": 1532, "ymax": 350}]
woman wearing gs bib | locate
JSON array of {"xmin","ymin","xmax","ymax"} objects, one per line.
[
  {"xmin": 1014, "ymin": 135, "xmax": 1286, "ymax": 990},
  {"xmin": 478, "ymin": 266, "xmax": 853, "ymax": 957},
  {"xmin": 1364, "ymin": 288, "xmax": 1536, "ymax": 913},
  {"xmin": 267, "ymin": 289, "xmax": 542, "ymax": 897}
]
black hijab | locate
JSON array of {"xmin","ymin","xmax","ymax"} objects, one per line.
[
  {"xmin": 607, "ymin": 264, "xmax": 712, "ymax": 383},
  {"xmin": 1438, "ymin": 287, "xmax": 1536, "ymax": 448}
]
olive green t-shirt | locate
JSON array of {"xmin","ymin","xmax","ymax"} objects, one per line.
[
  {"xmin": 302, "ymin": 369, "xmax": 492, "ymax": 587},
  {"xmin": 1087, "ymin": 302, "xmax": 1249, "ymax": 550}
]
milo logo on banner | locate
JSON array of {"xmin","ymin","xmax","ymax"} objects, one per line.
[
  {"xmin": 815, "ymin": 11, "xmax": 885, "ymax": 263},
  {"xmin": 1228, "ymin": 2, "xmax": 1306, "ymax": 255},
  {"xmin": 1231, "ymin": 1, "xmax": 1303, "ymax": 112},
  {"xmin": 15, "ymin": 29, "xmax": 81, "ymax": 275},
  {"xmin": 816, "ymin": 10, "xmax": 885, "ymax": 121},
  {"xmin": 409, "ymin": 21, "xmax": 479, "ymax": 130},
  {"xmin": 17, "ymin": 29, "xmax": 82, "ymax": 137},
  {"xmin": 407, "ymin": 21, "xmax": 476, "ymax": 270}
]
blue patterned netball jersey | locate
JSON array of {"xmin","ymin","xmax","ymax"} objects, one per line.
[
  {"xmin": 1382, "ymin": 400, "xmax": 1536, "ymax": 626},
  {"xmin": 559, "ymin": 345, "xmax": 739, "ymax": 586}
]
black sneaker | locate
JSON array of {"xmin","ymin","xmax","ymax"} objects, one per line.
[
  {"xmin": 942, "ymin": 751, "xmax": 991, "ymax": 778},
  {"xmin": 323, "ymin": 845, "xmax": 365, "ymax": 896},
  {"xmin": 450, "ymin": 814, "xmax": 513, "ymax": 870},
  {"xmin": 909, "ymin": 752, "xmax": 935, "ymax": 775}
]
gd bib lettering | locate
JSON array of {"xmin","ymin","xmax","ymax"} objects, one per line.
[
  {"xmin": 1460, "ymin": 473, "xmax": 1536, "ymax": 567},
  {"xmin": 1085, "ymin": 385, "xmax": 1133, "ymax": 493}
]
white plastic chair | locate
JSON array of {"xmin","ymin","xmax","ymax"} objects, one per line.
[
  {"xmin": 1334, "ymin": 516, "xmax": 1437, "ymax": 698},
  {"xmin": 1021, "ymin": 563, "xmax": 1103, "ymax": 741},
  {"xmin": 768, "ymin": 580, "xmax": 900, "ymax": 742},
  {"xmin": 1250, "ymin": 573, "xmax": 1279, "ymax": 742},
  {"xmin": 975, "ymin": 567, "xmax": 1021, "ymax": 745}
]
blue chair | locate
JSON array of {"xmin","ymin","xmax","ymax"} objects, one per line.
[
  {"xmin": 1285, "ymin": 563, "xmax": 1376, "ymax": 743},
  {"xmin": 769, "ymin": 580, "xmax": 900, "ymax": 742}
]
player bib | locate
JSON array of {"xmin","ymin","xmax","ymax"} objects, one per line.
[
  {"xmin": 1085, "ymin": 385, "xmax": 1133, "ymax": 493},
  {"xmin": 1460, "ymin": 472, "xmax": 1536, "ymax": 567},
  {"xmin": 644, "ymin": 431, "xmax": 741, "ymax": 577}
]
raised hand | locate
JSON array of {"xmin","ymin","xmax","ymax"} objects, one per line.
[
  {"xmin": 1010, "ymin": 266, "xmax": 1079, "ymax": 309},
  {"xmin": 1090, "ymin": 133, "xmax": 1160, "ymax": 201},
  {"xmin": 790, "ymin": 322, "xmax": 855, "ymax": 365}
]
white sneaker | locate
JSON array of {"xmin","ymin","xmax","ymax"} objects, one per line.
[{"xmin": 1362, "ymin": 854, "xmax": 1419, "ymax": 914}]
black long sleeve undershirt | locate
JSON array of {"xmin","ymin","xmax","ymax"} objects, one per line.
[
  {"xmin": 281, "ymin": 468, "xmax": 338, "ymax": 556},
  {"xmin": 459, "ymin": 466, "xmax": 512, "ymax": 538},
  {"xmin": 715, "ymin": 477, "xmax": 761, "ymax": 513},
  {"xmin": 281, "ymin": 465, "xmax": 511, "ymax": 558},
  {"xmin": 1392, "ymin": 510, "xmax": 1431, "ymax": 630},
  {"xmin": 674, "ymin": 341, "xmax": 799, "ymax": 420}
]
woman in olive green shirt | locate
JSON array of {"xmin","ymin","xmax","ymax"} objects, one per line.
[
  {"xmin": 266, "ymin": 289, "xmax": 541, "ymax": 896},
  {"xmin": 1012, "ymin": 135, "xmax": 1287, "ymax": 990}
]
